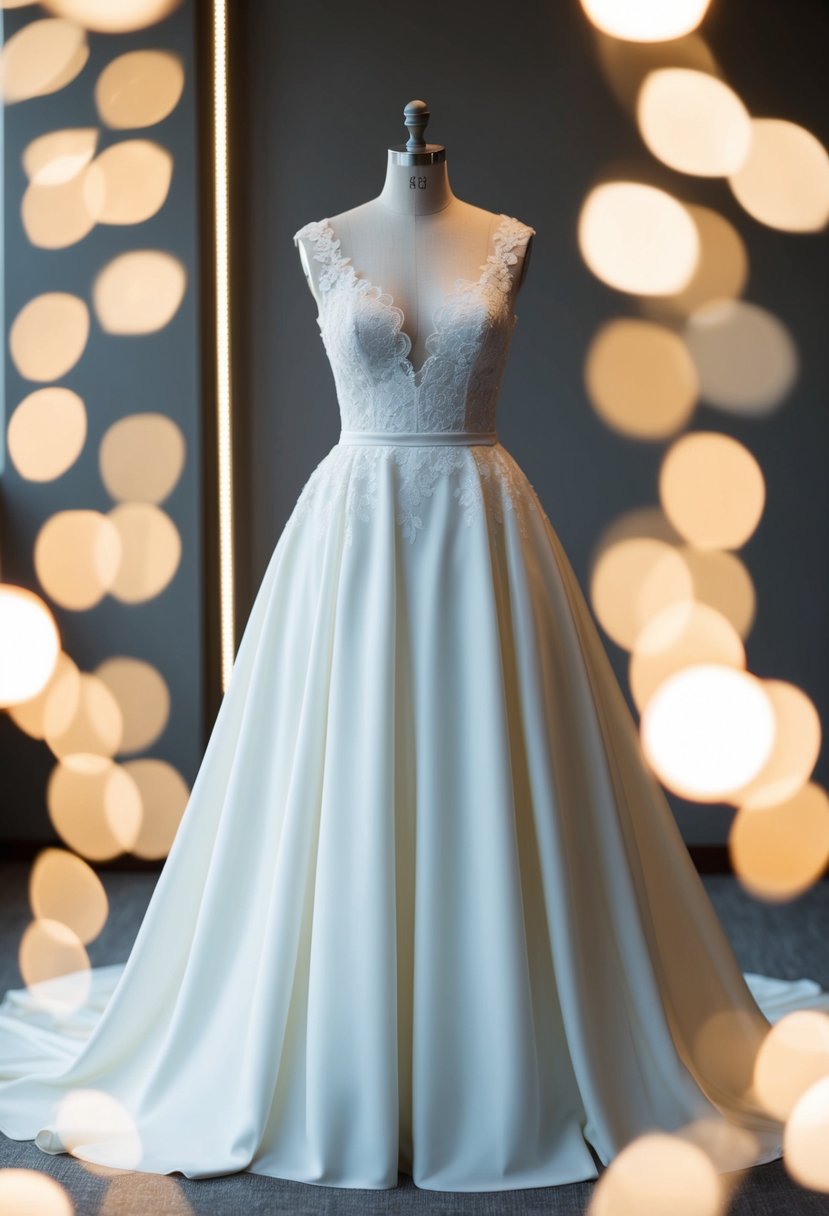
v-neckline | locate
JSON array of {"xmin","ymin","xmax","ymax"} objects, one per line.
[{"xmin": 322, "ymin": 213, "xmax": 510, "ymax": 387}]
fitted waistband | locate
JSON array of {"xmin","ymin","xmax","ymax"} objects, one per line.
[{"xmin": 338, "ymin": 430, "xmax": 499, "ymax": 447}]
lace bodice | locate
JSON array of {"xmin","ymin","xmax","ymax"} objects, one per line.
[
  {"xmin": 289, "ymin": 211, "xmax": 545, "ymax": 548},
  {"xmin": 292, "ymin": 213, "xmax": 536, "ymax": 434}
]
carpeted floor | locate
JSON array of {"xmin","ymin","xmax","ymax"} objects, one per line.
[{"xmin": 1, "ymin": 861, "xmax": 827, "ymax": 1215}]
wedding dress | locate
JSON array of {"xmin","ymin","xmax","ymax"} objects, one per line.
[{"xmin": 0, "ymin": 212, "xmax": 827, "ymax": 1192}]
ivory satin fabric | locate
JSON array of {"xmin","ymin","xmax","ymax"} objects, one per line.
[
  {"xmin": 0, "ymin": 455, "xmax": 827, "ymax": 1189},
  {"xmin": 1, "ymin": 211, "xmax": 827, "ymax": 1190}
]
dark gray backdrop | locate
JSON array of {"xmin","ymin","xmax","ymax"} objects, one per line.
[{"xmin": 233, "ymin": 0, "xmax": 829, "ymax": 847}]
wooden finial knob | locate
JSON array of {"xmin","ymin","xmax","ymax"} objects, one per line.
[{"xmin": 403, "ymin": 99, "xmax": 430, "ymax": 152}]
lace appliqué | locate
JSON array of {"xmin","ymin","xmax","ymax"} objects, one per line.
[{"xmin": 289, "ymin": 443, "xmax": 546, "ymax": 550}]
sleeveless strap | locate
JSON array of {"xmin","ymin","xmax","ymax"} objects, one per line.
[
  {"xmin": 293, "ymin": 219, "xmax": 352, "ymax": 293},
  {"xmin": 484, "ymin": 215, "xmax": 536, "ymax": 298}
]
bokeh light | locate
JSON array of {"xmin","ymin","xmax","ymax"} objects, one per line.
[
  {"xmin": 18, "ymin": 918, "xmax": 90, "ymax": 1015},
  {"xmin": 29, "ymin": 848, "xmax": 109, "ymax": 945},
  {"xmin": 121, "ymin": 758, "xmax": 189, "ymax": 858},
  {"xmin": 729, "ymin": 118, "xmax": 829, "ymax": 233},
  {"xmin": 107, "ymin": 503, "xmax": 182, "ymax": 603},
  {"xmin": 9, "ymin": 292, "xmax": 89, "ymax": 382},
  {"xmin": 47, "ymin": 757, "xmax": 142, "ymax": 861},
  {"xmin": 683, "ymin": 299, "xmax": 798, "ymax": 416},
  {"xmin": 579, "ymin": 182, "xmax": 699, "ymax": 295},
  {"xmin": 34, "ymin": 510, "xmax": 121, "ymax": 610},
  {"xmin": 23, "ymin": 127, "xmax": 98, "ymax": 185},
  {"xmin": 94, "ymin": 49, "xmax": 185, "ymax": 129},
  {"xmin": 678, "ymin": 546, "xmax": 756, "ymax": 641},
  {"xmin": 629, "ymin": 600, "xmax": 745, "ymax": 713},
  {"xmin": 588, "ymin": 1130, "xmax": 725, "ymax": 1216},
  {"xmin": 659, "ymin": 432, "xmax": 765, "ymax": 550},
  {"xmin": 83, "ymin": 139, "xmax": 173, "ymax": 225},
  {"xmin": 0, "ymin": 17, "xmax": 88, "ymax": 104},
  {"xmin": 585, "ymin": 317, "xmax": 698, "ymax": 438},
  {"xmin": 0, "ymin": 1169, "xmax": 74, "ymax": 1216},
  {"xmin": 8, "ymin": 651, "xmax": 81, "ymax": 741},
  {"xmin": 754, "ymin": 1010, "xmax": 829, "ymax": 1120},
  {"xmin": 784, "ymin": 1076, "xmax": 829, "ymax": 1193},
  {"xmin": 642, "ymin": 204, "xmax": 749, "ymax": 320},
  {"xmin": 590, "ymin": 535, "xmax": 693, "ymax": 651},
  {"xmin": 42, "ymin": 0, "xmax": 183, "ymax": 33},
  {"xmin": 7, "ymin": 387, "xmax": 87, "ymax": 482},
  {"xmin": 637, "ymin": 68, "xmax": 752, "ymax": 176},
  {"xmin": 94, "ymin": 656, "xmax": 170, "ymax": 753},
  {"xmin": 92, "ymin": 250, "xmax": 187, "ymax": 334},
  {"xmin": 730, "ymin": 681, "xmax": 821, "ymax": 811},
  {"xmin": 44, "ymin": 671, "xmax": 123, "ymax": 762},
  {"xmin": 0, "ymin": 586, "xmax": 60, "ymax": 707},
  {"xmin": 641, "ymin": 664, "xmax": 776, "ymax": 800},
  {"xmin": 99, "ymin": 412, "xmax": 186, "ymax": 504},
  {"xmin": 729, "ymin": 783, "xmax": 829, "ymax": 901},
  {"xmin": 21, "ymin": 172, "xmax": 96, "ymax": 249},
  {"xmin": 51, "ymin": 1088, "xmax": 142, "ymax": 1170},
  {"xmin": 580, "ymin": 0, "xmax": 712, "ymax": 43}
]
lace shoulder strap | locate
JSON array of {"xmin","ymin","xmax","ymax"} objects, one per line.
[
  {"xmin": 292, "ymin": 218, "xmax": 353, "ymax": 293},
  {"xmin": 484, "ymin": 214, "xmax": 536, "ymax": 297}
]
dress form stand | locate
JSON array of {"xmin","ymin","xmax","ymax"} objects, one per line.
[{"xmin": 296, "ymin": 100, "xmax": 534, "ymax": 375}]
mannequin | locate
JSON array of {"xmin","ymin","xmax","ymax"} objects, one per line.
[{"xmin": 295, "ymin": 100, "xmax": 534, "ymax": 376}]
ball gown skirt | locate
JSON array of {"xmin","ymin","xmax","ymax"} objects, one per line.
[
  {"xmin": 0, "ymin": 211, "xmax": 827, "ymax": 1190},
  {"xmin": 0, "ymin": 434, "xmax": 826, "ymax": 1191}
]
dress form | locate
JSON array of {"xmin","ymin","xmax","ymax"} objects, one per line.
[{"xmin": 296, "ymin": 100, "xmax": 534, "ymax": 375}]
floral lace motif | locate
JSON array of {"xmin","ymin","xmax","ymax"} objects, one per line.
[
  {"xmin": 292, "ymin": 212, "xmax": 537, "ymax": 545},
  {"xmin": 288, "ymin": 442, "xmax": 547, "ymax": 550}
]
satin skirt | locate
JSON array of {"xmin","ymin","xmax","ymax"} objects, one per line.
[{"xmin": 0, "ymin": 438, "xmax": 826, "ymax": 1191}]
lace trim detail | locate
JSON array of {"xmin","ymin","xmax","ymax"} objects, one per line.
[{"xmin": 289, "ymin": 442, "xmax": 546, "ymax": 550}]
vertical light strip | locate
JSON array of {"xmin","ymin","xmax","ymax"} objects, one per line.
[{"xmin": 213, "ymin": 0, "xmax": 234, "ymax": 689}]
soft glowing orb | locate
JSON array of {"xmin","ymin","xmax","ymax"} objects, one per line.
[
  {"xmin": 92, "ymin": 249, "xmax": 186, "ymax": 334},
  {"xmin": 95, "ymin": 49, "xmax": 185, "ymax": 129},
  {"xmin": 585, "ymin": 318, "xmax": 698, "ymax": 438},
  {"xmin": 8, "ymin": 387, "xmax": 87, "ymax": 481},
  {"xmin": 683, "ymin": 299, "xmax": 798, "ymax": 416},
  {"xmin": 578, "ymin": 182, "xmax": 699, "ymax": 295},
  {"xmin": 0, "ymin": 1169, "xmax": 74, "ymax": 1216},
  {"xmin": 0, "ymin": 586, "xmax": 60, "ymax": 707},
  {"xmin": 659, "ymin": 431, "xmax": 765, "ymax": 550},
  {"xmin": 729, "ymin": 118, "xmax": 829, "ymax": 233},
  {"xmin": 630, "ymin": 599, "xmax": 745, "ymax": 713},
  {"xmin": 641, "ymin": 664, "xmax": 775, "ymax": 800},
  {"xmin": 9, "ymin": 292, "xmax": 89, "ymax": 382},
  {"xmin": 579, "ymin": 0, "xmax": 712, "ymax": 43},
  {"xmin": 730, "ymin": 783, "xmax": 829, "ymax": 902},
  {"xmin": 755, "ymin": 1011, "xmax": 829, "ymax": 1121},
  {"xmin": 637, "ymin": 69, "xmax": 752, "ymax": 177},
  {"xmin": 588, "ymin": 1130, "xmax": 725, "ymax": 1216},
  {"xmin": 590, "ymin": 537, "xmax": 693, "ymax": 651},
  {"xmin": 784, "ymin": 1077, "xmax": 829, "ymax": 1193}
]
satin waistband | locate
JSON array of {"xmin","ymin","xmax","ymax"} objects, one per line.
[{"xmin": 338, "ymin": 430, "xmax": 499, "ymax": 447}]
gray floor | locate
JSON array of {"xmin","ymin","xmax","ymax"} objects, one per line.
[{"xmin": 1, "ymin": 861, "xmax": 828, "ymax": 1215}]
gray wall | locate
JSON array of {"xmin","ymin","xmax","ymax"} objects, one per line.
[
  {"xmin": 0, "ymin": 3, "xmax": 204, "ymax": 845},
  {"xmin": 233, "ymin": 0, "xmax": 829, "ymax": 846}
]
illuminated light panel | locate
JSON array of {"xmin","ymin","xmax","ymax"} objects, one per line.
[
  {"xmin": 83, "ymin": 139, "xmax": 173, "ymax": 225},
  {"xmin": 99, "ymin": 412, "xmax": 186, "ymax": 504},
  {"xmin": 52, "ymin": 1089, "xmax": 142, "ymax": 1170},
  {"xmin": 659, "ymin": 431, "xmax": 765, "ymax": 550},
  {"xmin": 643, "ymin": 205, "xmax": 748, "ymax": 320},
  {"xmin": 107, "ymin": 503, "xmax": 182, "ymax": 603},
  {"xmin": 29, "ymin": 848, "xmax": 109, "ymax": 945},
  {"xmin": 18, "ymin": 917, "xmax": 90, "ymax": 1016},
  {"xmin": 34, "ymin": 509, "xmax": 121, "ymax": 610},
  {"xmin": 637, "ymin": 69, "xmax": 752, "ymax": 177},
  {"xmin": 579, "ymin": 0, "xmax": 712, "ymax": 43},
  {"xmin": 0, "ymin": 17, "xmax": 88, "ymax": 103},
  {"xmin": 44, "ymin": 671, "xmax": 123, "ymax": 761},
  {"xmin": 578, "ymin": 182, "xmax": 699, "ymax": 295},
  {"xmin": 9, "ymin": 292, "xmax": 89, "ymax": 382},
  {"xmin": 0, "ymin": 586, "xmax": 60, "ymax": 707},
  {"xmin": 23, "ymin": 127, "xmax": 98, "ymax": 184},
  {"xmin": 729, "ymin": 783, "xmax": 829, "ymax": 902},
  {"xmin": 784, "ymin": 1077, "xmax": 829, "ymax": 1193},
  {"xmin": 213, "ymin": 0, "xmax": 235, "ymax": 689},
  {"xmin": 629, "ymin": 599, "xmax": 745, "ymax": 714},
  {"xmin": 0, "ymin": 1171, "xmax": 73, "ymax": 1216},
  {"xmin": 8, "ymin": 650, "xmax": 81, "ymax": 739},
  {"xmin": 588, "ymin": 1130, "xmax": 725, "ymax": 1216},
  {"xmin": 641, "ymin": 664, "xmax": 775, "ymax": 801},
  {"xmin": 8, "ymin": 386, "xmax": 87, "ymax": 481},
  {"xmin": 590, "ymin": 536, "xmax": 693, "ymax": 651},
  {"xmin": 683, "ymin": 299, "xmax": 798, "ymax": 416},
  {"xmin": 92, "ymin": 250, "xmax": 187, "ymax": 334},
  {"xmin": 678, "ymin": 545, "xmax": 756, "ymax": 641},
  {"xmin": 584, "ymin": 317, "xmax": 698, "ymax": 438},
  {"xmin": 122, "ymin": 758, "xmax": 190, "ymax": 858},
  {"xmin": 730, "ymin": 680, "xmax": 821, "ymax": 811},
  {"xmin": 94, "ymin": 656, "xmax": 171, "ymax": 753},
  {"xmin": 754, "ymin": 1010, "xmax": 829, "ymax": 1121},
  {"xmin": 42, "ymin": 0, "xmax": 182, "ymax": 32},
  {"xmin": 47, "ymin": 756, "xmax": 143, "ymax": 860},
  {"xmin": 95, "ymin": 49, "xmax": 185, "ymax": 129},
  {"xmin": 729, "ymin": 118, "xmax": 829, "ymax": 233}
]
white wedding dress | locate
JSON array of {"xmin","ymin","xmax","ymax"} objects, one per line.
[{"xmin": 0, "ymin": 212, "xmax": 827, "ymax": 1192}]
